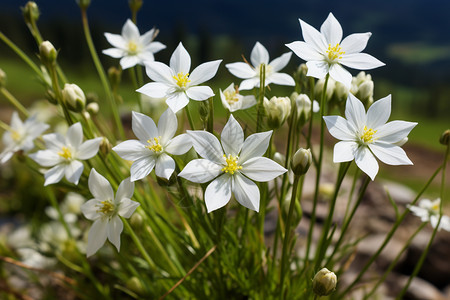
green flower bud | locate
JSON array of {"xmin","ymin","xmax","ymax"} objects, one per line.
[
  {"xmin": 76, "ymin": 0, "xmax": 91, "ymax": 10},
  {"xmin": 126, "ymin": 276, "xmax": 145, "ymax": 295},
  {"xmin": 99, "ymin": 137, "xmax": 111, "ymax": 156},
  {"xmin": 108, "ymin": 66, "xmax": 122, "ymax": 89},
  {"xmin": 62, "ymin": 83, "xmax": 86, "ymax": 112},
  {"xmin": 22, "ymin": 1, "xmax": 40, "ymax": 24},
  {"xmin": 263, "ymin": 96, "xmax": 291, "ymax": 129},
  {"xmin": 314, "ymin": 77, "xmax": 335, "ymax": 102},
  {"xmin": 313, "ymin": 268, "xmax": 337, "ymax": 297},
  {"xmin": 129, "ymin": 0, "xmax": 143, "ymax": 13},
  {"xmin": 86, "ymin": 102, "xmax": 99, "ymax": 115},
  {"xmin": 351, "ymin": 71, "xmax": 374, "ymax": 108},
  {"xmin": 130, "ymin": 211, "xmax": 144, "ymax": 228},
  {"xmin": 291, "ymin": 148, "xmax": 312, "ymax": 175},
  {"xmin": 293, "ymin": 93, "xmax": 312, "ymax": 122},
  {"xmin": 440, "ymin": 129, "xmax": 450, "ymax": 146},
  {"xmin": 333, "ymin": 81, "xmax": 349, "ymax": 103},
  {"xmin": 0, "ymin": 68, "xmax": 6, "ymax": 87},
  {"xmin": 39, "ymin": 41, "xmax": 57, "ymax": 66},
  {"xmin": 199, "ymin": 100, "xmax": 209, "ymax": 124}
]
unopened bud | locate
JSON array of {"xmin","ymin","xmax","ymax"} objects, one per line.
[
  {"xmin": 199, "ymin": 100, "xmax": 209, "ymax": 124},
  {"xmin": 129, "ymin": 0, "xmax": 143, "ymax": 13},
  {"xmin": 0, "ymin": 68, "xmax": 6, "ymax": 87},
  {"xmin": 22, "ymin": 1, "xmax": 40, "ymax": 24},
  {"xmin": 263, "ymin": 96, "xmax": 291, "ymax": 129},
  {"xmin": 126, "ymin": 276, "xmax": 144, "ymax": 295},
  {"xmin": 39, "ymin": 41, "xmax": 57, "ymax": 65},
  {"xmin": 293, "ymin": 93, "xmax": 312, "ymax": 123},
  {"xmin": 76, "ymin": 0, "xmax": 91, "ymax": 10},
  {"xmin": 333, "ymin": 81, "xmax": 349, "ymax": 103},
  {"xmin": 86, "ymin": 102, "xmax": 99, "ymax": 115},
  {"xmin": 62, "ymin": 83, "xmax": 86, "ymax": 112},
  {"xmin": 313, "ymin": 268, "xmax": 337, "ymax": 297},
  {"xmin": 440, "ymin": 129, "xmax": 450, "ymax": 146},
  {"xmin": 291, "ymin": 148, "xmax": 312, "ymax": 175},
  {"xmin": 314, "ymin": 77, "xmax": 335, "ymax": 103},
  {"xmin": 272, "ymin": 152, "xmax": 285, "ymax": 166},
  {"xmin": 130, "ymin": 212, "xmax": 143, "ymax": 228},
  {"xmin": 99, "ymin": 137, "xmax": 111, "ymax": 156},
  {"xmin": 108, "ymin": 67, "xmax": 122, "ymax": 89}
]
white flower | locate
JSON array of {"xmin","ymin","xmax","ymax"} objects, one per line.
[
  {"xmin": 226, "ymin": 41, "xmax": 295, "ymax": 90},
  {"xmin": 178, "ymin": 115, "xmax": 287, "ymax": 212},
  {"xmin": 137, "ymin": 42, "xmax": 222, "ymax": 113},
  {"xmin": 113, "ymin": 109, "xmax": 192, "ymax": 181},
  {"xmin": 286, "ymin": 13, "xmax": 384, "ymax": 88},
  {"xmin": 81, "ymin": 169, "xmax": 140, "ymax": 257},
  {"xmin": 408, "ymin": 198, "xmax": 450, "ymax": 231},
  {"xmin": 45, "ymin": 192, "xmax": 86, "ymax": 223},
  {"xmin": 30, "ymin": 122, "xmax": 102, "ymax": 186},
  {"xmin": 0, "ymin": 112, "xmax": 49, "ymax": 163},
  {"xmin": 323, "ymin": 94, "xmax": 416, "ymax": 180},
  {"xmin": 219, "ymin": 83, "xmax": 256, "ymax": 112},
  {"xmin": 103, "ymin": 19, "xmax": 166, "ymax": 69}
]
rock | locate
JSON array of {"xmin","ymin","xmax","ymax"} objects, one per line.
[{"xmin": 385, "ymin": 274, "xmax": 447, "ymax": 300}]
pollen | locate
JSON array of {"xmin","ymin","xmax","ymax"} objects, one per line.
[
  {"xmin": 224, "ymin": 90, "xmax": 240, "ymax": 104},
  {"xmin": 127, "ymin": 41, "xmax": 138, "ymax": 55},
  {"xmin": 96, "ymin": 200, "xmax": 115, "ymax": 216},
  {"xmin": 173, "ymin": 72, "xmax": 190, "ymax": 88},
  {"xmin": 11, "ymin": 130, "xmax": 21, "ymax": 142},
  {"xmin": 221, "ymin": 154, "xmax": 242, "ymax": 175},
  {"xmin": 326, "ymin": 43, "xmax": 345, "ymax": 61},
  {"xmin": 57, "ymin": 146, "xmax": 72, "ymax": 160},
  {"xmin": 146, "ymin": 136, "xmax": 163, "ymax": 153},
  {"xmin": 360, "ymin": 126, "xmax": 377, "ymax": 144}
]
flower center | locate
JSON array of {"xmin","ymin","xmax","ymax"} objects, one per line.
[
  {"xmin": 127, "ymin": 41, "xmax": 139, "ymax": 55},
  {"xmin": 57, "ymin": 146, "xmax": 72, "ymax": 160},
  {"xmin": 221, "ymin": 154, "xmax": 242, "ymax": 175},
  {"xmin": 430, "ymin": 202, "xmax": 440, "ymax": 215},
  {"xmin": 173, "ymin": 72, "xmax": 190, "ymax": 88},
  {"xmin": 11, "ymin": 130, "xmax": 22, "ymax": 142},
  {"xmin": 326, "ymin": 43, "xmax": 345, "ymax": 61},
  {"xmin": 96, "ymin": 200, "xmax": 115, "ymax": 217},
  {"xmin": 146, "ymin": 136, "xmax": 163, "ymax": 153},
  {"xmin": 224, "ymin": 90, "xmax": 240, "ymax": 104},
  {"xmin": 360, "ymin": 126, "xmax": 377, "ymax": 144}
]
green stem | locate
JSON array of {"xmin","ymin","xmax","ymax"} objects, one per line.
[
  {"xmin": 128, "ymin": 67, "xmax": 143, "ymax": 112},
  {"xmin": 47, "ymin": 63, "xmax": 74, "ymax": 125},
  {"xmin": 185, "ymin": 103, "xmax": 195, "ymax": 130},
  {"xmin": 122, "ymin": 218, "xmax": 157, "ymax": 271},
  {"xmin": 256, "ymin": 64, "xmax": 266, "ymax": 133},
  {"xmin": 207, "ymin": 97, "xmax": 214, "ymax": 133},
  {"xmin": 0, "ymin": 87, "xmax": 29, "ymax": 118}
]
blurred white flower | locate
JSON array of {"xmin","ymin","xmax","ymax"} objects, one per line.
[
  {"xmin": 219, "ymin": 83, "xmax": 256, "ymax": 112},
  {"xmin": 17, "ymin": 248, "xmax": 56, "ymax": 269},
  {"xmin": 179, "ymin": 115, "xmax": 287, "ymax": 212},
  {"xmin": 103, "ymin": 19, "xmax": 166, "ymax": 69},
  {"xmin": 226, "ymin": 42, "xmax": 295, "ymax": 90},
  {"xmin": 113, "ymin": 109, "xmax": 192, "ymax": 181},
  {"xmin": 408, "ymin": 198, "xmax": 450, "ymax": 231},
  {"xmin": 0, "ymin": 111, "xmax": 49, "ymax": 163},
  {"xmin": 46, "ymin": 192, "xmax": 86, "ymax": 223},
  {"xmin": 137, "ymin": 42, "xmax": 222, "ymax": 113},
  {"xmin": 30, "ymin": 122, "xmax": 102, "ymax": 186},
  {"xmin": 81, "ymin": 169, "xmax": 140, "ymax": 257},
  {"xmin": 323, "ymin": 94, "xmax": 416, "ymax": 180},
  {"xmin": 286, "ymin": 13, "xmax": 384, "ymax": 88}
]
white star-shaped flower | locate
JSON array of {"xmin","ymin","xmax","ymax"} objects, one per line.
[
  {"xmin": 103, "ymin": 19, "xmax": 166, "ymax": 69},
  {"xmin": 137, "ymin": 42, "xmax": 222, "ymax": 113},
  {"xmin": 178, "ymin": 115, "xmax": 287, "ymax": 212},
  {"xmin": 286, "ymin": 13, "xmax": 384, "ymax": 88},
  {"xmin": 226, "ymin": 41, "xmax": 295, "ymax": 90},
  {"xmin": 219, "ymin": 83, "xmax": 256, "ymax": 112},
  {"xmin": 0, "ymin": 111, "xmax": 49, "ymax": 163},
  {"xmin": 113, "ymin": 109, "xmax": 192, "ymax": 181},
  {"xmin": 407, "ymin": 198, "xmax": 450, "ymax": 231},
  {"xmin": 81, "ymin": 169, "xmax": 140, "ymax": 257},
  {"xmin": 323, "ymin": 94, "xmax": 417, "ymax": 180},
  {"xmin": 30, "ymin": 122, "xmax": 103, "ymax": 186}
]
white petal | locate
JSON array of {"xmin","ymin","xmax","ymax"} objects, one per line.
[
  {"xmin": 102, "ymin": 48, "xmax": 125, "ymax": 58},
  {"xmin": 241, "ymin": 157, "xmax": 287, "ymax": 182},
  {"xmin": 86, "ymin": 219, "xmax": 108, "ymax": 257},
  {"xmin": 187, "ymin": 130, "xmax": 224, "ymax": 164},
  {"xmin": 299, "ymin": 18, "xmax": 328, "ymax": 52},
  {"xmin": 118, "ymin": 198, "xmax": 140, "ymax": 218},
  {"xmin": 0, "ymin": 151, "xmax": 13, "ymax": 164},
  {"xmin": 355, "ymin": 146, "xmax": 378, "ymax": 180},
  {"xmin": 77, "ymin": 137, "xmax": 102, "ymax": 160},
  {"xmin": 239, "ymin": 78, "xmax": 259, "ymax": 90},
  {"xmin": 286, "ymin": 41, "xmax": 322, "ymax": 61},
  {"xmin": 144, "ymin": 61, "xmax": 175, "ymax": 85},
  {"xmin": 329, "ymin": 63, "xmax": 352, "ymax": 89},
  {"xmin": 130, "ymin": 157, "xmax": 156, "ymax": 181},
  {"xmin": 104, "ymin": 33, "xmax": 126, "ymax": 49},
  {"xmin": 269, "ymin": 52, "xmax": 292, "ymax": 72},
  {"xmin": 240, "ymin": 95, "xmax": 257, "ymax": 110},
  {"xmin": 178, "ymin": 159, "xmax": 223, "ymax": 183},
  {"xmin": 44, "ymin": 164, "xmax": 66, "ymax": 186},
  {"xmin": 369, "ymin": 143, "xmax": 413, "ymax": 166},
  {"xmin": 107, "ymin": 216, "xmax": 123, "ymax": 252},
  {"xmin": 221, "ymin": 114, "xmax": 244, "ymax": 156},
  {"xmin": 376, "ymin": 121, "xmax": 417, "ymax": 144},
  {"xmin": 139, "ymin": 51, "xmax": 155, "ymax": 63},
  {"xmin": 340, "ymin": 53, "xmax": 385, "ymax": 70},
  {"xmin": 29, "ymin": 150, "xmax": 61, "ymax": 167},
  {"xmin": 113, "ymin": 140, "xmax": 148, "ymax": 161},
  {"xmin": 43, "ymin": 133, "xmax": 65, "ymax": 151},
  {"xmin": 132, "ymin": 111, "xmax": 158, "ymax": 142},
  {"xmin": 366, "ymin": 95, "xmax": 391, "ymax": 129},
  {"xmin": 340, "ymin": 32, "xmax": 372, "ymax": 54},
  {"xmin": 120, "ymin": 56, "xmax": 140, "ymax": 70},
  {"xmin": 81, "ymin": 199, "xmax": 101, "ymax": 221},
  {"xmin": 333, "ymin": 141, "xmax": 357, "ymax": 163},
  {"xmin": 323, "ymin": 116, "xmax": 355, "ymax": 141},
  {"xmin": 170, "ymin": 42, "xmax": 191, "ymax": 74},
  {"xmin": 239, "ymin": 131, "xmax": 272, "ymax": 162},
  {"xmin": 66, "ymin": 123, "xmax": 83, "ymax": 149},
  {"xmin": 268, "ymin": 73, "xmax": 295, "ymax": 86},
  {"xmin": 306, "ymin": 60, "xmax": 329, "ymax": 79},
  {"xmin": 139, "ymin": 28, "xmax": 155, "ymax": 44},
  {"xmin": 225, "ymin": 62, "xmax": 255, "ymax": 79},
  {"xmin": 186, "ymin": 86, "xmax": 214, "ymax": 101},
  {"xmin": 122, "ymin": 19, "xmax": 140, "ymax": 40},
  {"xmin": 137, "ymin": 82, "xmax": 170, "ymax": 99},
  {"xmin": 145, "ymin": 41, "xmax": 166, "ymax": 53},
  {"xmin": 166, "ymin": 92, "xmax": 190, "ymax": 113},
  {"xmin": 320, "ymin": 13, "xmax": 343, "ymax": 45},
  {"xmin": 89, "ymin": 169, "xmax": 114, "ymax": 201},
  {"xmin": 345, "ymin": 94, "xmax": 367, "ymax": 131},
  {"xmin": 204, "ymin": 174, "xmax": 232, "ymax": 212},
  {"xmin": 164, "ymin": 134, "xmax": 192, "ymax": 155},
  {"xmin": 158, "ymin": 108, "xmax": 177, "ymax": 145},
  {"xmin": 116, "ymin": 177, "xmax": 135, "ymax": 203},
  {"xmin": 155, "ymin": 153, "xmax": 175, "ymax": 180},
  {"xmin": 232, "ymin": 173, "xmax": 260, "ymax": 212},
  {"xmin": 65, "ymin": 160, "xmax": 84, "ymax": 185},
  {"xmin": 250, "ymin": 42, "xmax": 270, "ymax": 66},
  {"xmin": 188, "ymin": 60, "xmax": 222, "ymax": 86}
]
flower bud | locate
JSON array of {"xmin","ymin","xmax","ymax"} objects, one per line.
[
  {"xmin": 62, "ymin": 83, "xmax": 86, "ymax": 112},
  {"xmin": 108, "ymin": 67, "xmax": 122, "ymax": 89},
  {"xmin": 129, "ymin": 0, "xmax": 143, "ymax": 13},
  {"xmin": 294, "ymin": 63, "xmax": 309, "ymax": 92},
  {"xmin": 293, "ymin": 93, "xmax": 312, "ymax": 122},
  {"xmin": 86, "ymin": 102, "xmax": 99, "ymax": 115},
  {"xmin": 263, "ymin": 96, "xmax": 291, "ymax": 129},
  {"xmin": 126, "ymin": 276, "xmax": 145, "ymax": 295},
  {"xmin": 333, "ymin": 81, "xmax": 349, "ymax": 103},
  {"xmin": 313, "ymin": 268, "xmax": 337, "ymax": 297},
  {"xmin": 199, "ymin": 100, "xmax": 209, "ymax": 124},
  {"xmin": 0, "ymin": 68, "xmax": 6, "ymax": 87},
  {"xmin": 440, "ymin": 129, "xmax": 450, "ymax": 146},
  {"xmin": 314, "ymin": 77, "xmax": 335, "ymax": 102},
  {"xmin": 22, "ymin": 1, "xmax": 40, "ymax": 24},
  {"xmin": 272, "ymin": 152, "xmax": 285, "ymax": 166},
  {"xmin": 76, "ymin": 0, "xmax": 91, "ymax": 10},
  {"xmin": 350, "ymin": 71, "xmax": 374, "ymax": 108},
  {"xmin": 39, "ymin": 41, "xmax": 57, "ymax": 66},
  {"xmin": 130, "ymin": 212, "xmax": 144, "ymax": 228},
  {"xmin": 291, "ymin": 148, "xmax": 312, "ymax": 175},
  {"xmin": 99, "ymin": 137, "xmax": 111, "ymax": 156}
]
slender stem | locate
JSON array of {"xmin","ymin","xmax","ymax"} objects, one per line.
[
  {"xmin": 47, "ymin": 63, "xmax": 74, "ymax": 125},
  {"xmin": 256, "ymin": 64, "xmax": 266, "ymax": 133},
  {"xmin": 185, "ymin": 103, "xmax": 195, "ymax": 130},
  {"xmin": 122, "ymin": 218, "xmax": 157, "ymax": 271},
  {"xmin": 0, "ymin": 87, "xmax": 29, "ymax": 118},
  {"xmin": 45, "ymin": 187, "xmax": 72, "ymax": 239},
  {"xmin": 207, "ymin": 97, "xmax": 214, "ymax": 133},
  {"xmin": 128, "ymin": 67, "xmax": 143, "ymax": 112}
]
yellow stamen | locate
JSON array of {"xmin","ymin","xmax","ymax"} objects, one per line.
[
  {"xmin": 128, "ymin": 41, "xmax": 138, "ymax": 55},
  {"xmin": 96, "ymin": 200, "xmax": 115, "ymax": 216},
  {"xmin": 11, "ymin": 130, "xmax": 21, "ymax": 142},
  {"xmin": 57, "ymin": 146, "xmax": 72, "ymax": 160},
  {"xmin": 224, "ymin": 90, "xmax": 240, "ymax": 104},
  {"xmin": 360, "ymin": 126, "xmax": 377, "ymax": 144},
  {"xmin": 146, "ymin": 136, "xmax": 163, "ymax": 153},
  {"xmin": 173, "ymin": 72, "xmax": 190, "ymax": 88},
  {"xmin": 221, "ymin": 154, "xmax": 242, "ymax": 175},
  {"xmin": 326, "ymin": 43, "xmax": 345, "ymax": 61}
]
